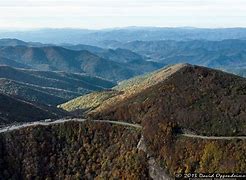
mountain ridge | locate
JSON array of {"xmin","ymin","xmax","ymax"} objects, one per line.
[
  {"xmin": 59, "ymin": 64, "xmax": 188, "ymax": 112},
  {"xmin": 59, "ymin": 63, "xmax": 246, "ymax": 177},
  {"xmin": 0, "ymin": 65, "xmax": 115, "ymax": 105},
  {"xmin": 60, "ymin": 64, "xmax": 246, "ymax": 136},
  {"xmin": 1, "ymin": 28, "xmax": 246, "ymax": 44},
  {"xmin": 0, "ymin": 92, "xmax": 67, "ymax": 125},
  {"xmin": 0, "ymin": 45, "xmax": 163, "ymax": 82}
]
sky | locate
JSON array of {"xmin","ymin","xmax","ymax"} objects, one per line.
[{"xmin": 0, "ymin": 0, "xmax": 246, "ymax": 29}]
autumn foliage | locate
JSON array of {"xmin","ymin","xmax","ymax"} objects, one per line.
[{"xmin": 0, "ymin": 121, "xmax": 149, "ymax": 179}]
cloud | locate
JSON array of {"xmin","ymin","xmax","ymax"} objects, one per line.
[
  {"xmin": 0, "ymin": 0, "xmax": 244, "ymax": 7},
  {"xmin": 0, "ymin": 0, "xmax": 245, "ymax": 29}
]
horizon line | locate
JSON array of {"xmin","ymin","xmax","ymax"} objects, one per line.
[{"xmin": 1, "ymin": 26, "xmax": 246, "ymax": 31}]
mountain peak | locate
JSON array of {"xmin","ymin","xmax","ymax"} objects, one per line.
[
  {"xmin": 96, "ymin": 64, "xmax": 246, "ymax": 135},
  {"xmin": 61, "ymin": 63, "xmax": 246, "ymax": 137},
  {"xmin": 59, "ymin": 63, "xmax": 189, "ymax": 112}
]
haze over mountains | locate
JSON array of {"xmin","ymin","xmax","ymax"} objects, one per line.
[
  {"xmin": 0, "ymin": 40, "xmax": 163, "ymax": 82},
  {"xmin": 1, "ymin": 37, "xmax": 246, "ymax": 78},
  {"xmin": 102, "ymin": 39, "xmax": 246, "ymax": 70},
  {"xmin": 1, "ymin": 27, "xmax": 246, "ymax": 44},
  {"xmin": 0, "ymin": 27, "xmax": 246, "ymax": 179}
]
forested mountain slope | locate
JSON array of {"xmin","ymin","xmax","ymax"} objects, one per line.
[
  {"xmin": 112, "ymin": 39, "xmax": 246, "ymax": 69},
  {"xmin": 59, "ymin": 64, "xmax": 246, "ymax": 177},
  {"xmin": 0, "ymin": 66, "xmax": 115, "ymax": 105},
  {"xmin": 0, "ymin": 120, "xmax": 149, "ymax": 179},
  {"xmin": 0, "ymin": 45, "xmax": 163, "ymax": 82},
  {"xmin": 0, "ymin": 93, "xmax": 66, "ymax": 125},
  {"xmin": 61, "ymin": 64, "xmax": 246, "ymax": 136}
]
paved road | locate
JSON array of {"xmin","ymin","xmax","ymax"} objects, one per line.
[
  {"xmin": 0, "ymin": 118, "xmax": 141, "ymax": 133},
  {"xmin": 182, "ymin": 133, "xmax": 246, "ymax": 140},
  {"xmin": 0, "ymin": 119, "xmax": 245, "ymax": 140},
  {"xmin": 0, "ymin": 119, "xmax": 83, "ymax": 133},
  {"xmin": 93, "ymin": 119, "xmax": 142, "ymax": 128}
]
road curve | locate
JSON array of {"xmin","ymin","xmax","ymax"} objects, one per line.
[
  {"xmin": 0, "ymin": 119, "xmax": 245, "ymax": 140},
  {"xmin": 0, "ymin": 118, "xmax": 141, "ymax": 134}
]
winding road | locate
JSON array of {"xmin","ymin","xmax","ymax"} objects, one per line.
[
  {"xmin": 182, "ymin": 133, "xmax": 246, "ymax": 140},
  {"xmin": 0, "ymin": 119, "xmax": 245, "ymax": 140},
  {"xmin": 0, "ymin": 118, "xmax": 141, "ymax": 134}
]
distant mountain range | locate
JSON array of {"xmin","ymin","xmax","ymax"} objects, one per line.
[
  {"xmin": 1, "ymin": 27, "xmax": 246, "ymax": 44},
  {"xmin": 0, "ymin": 40, "xmax": 163, "ymax": 82},
  {"xmin": 2, "ymin": 38, "xmax": 246, "ymax": 77},
  {"xmin": 103, "ymin": 39, "xmax": 246, "ymax": 69},
  {"xmin": 2, "ymin": 38, "xmax": 246, "ymax": 72},
  {"xmin": 65, "ymin": 45, "xmax": 146, "ymax": 63}
]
